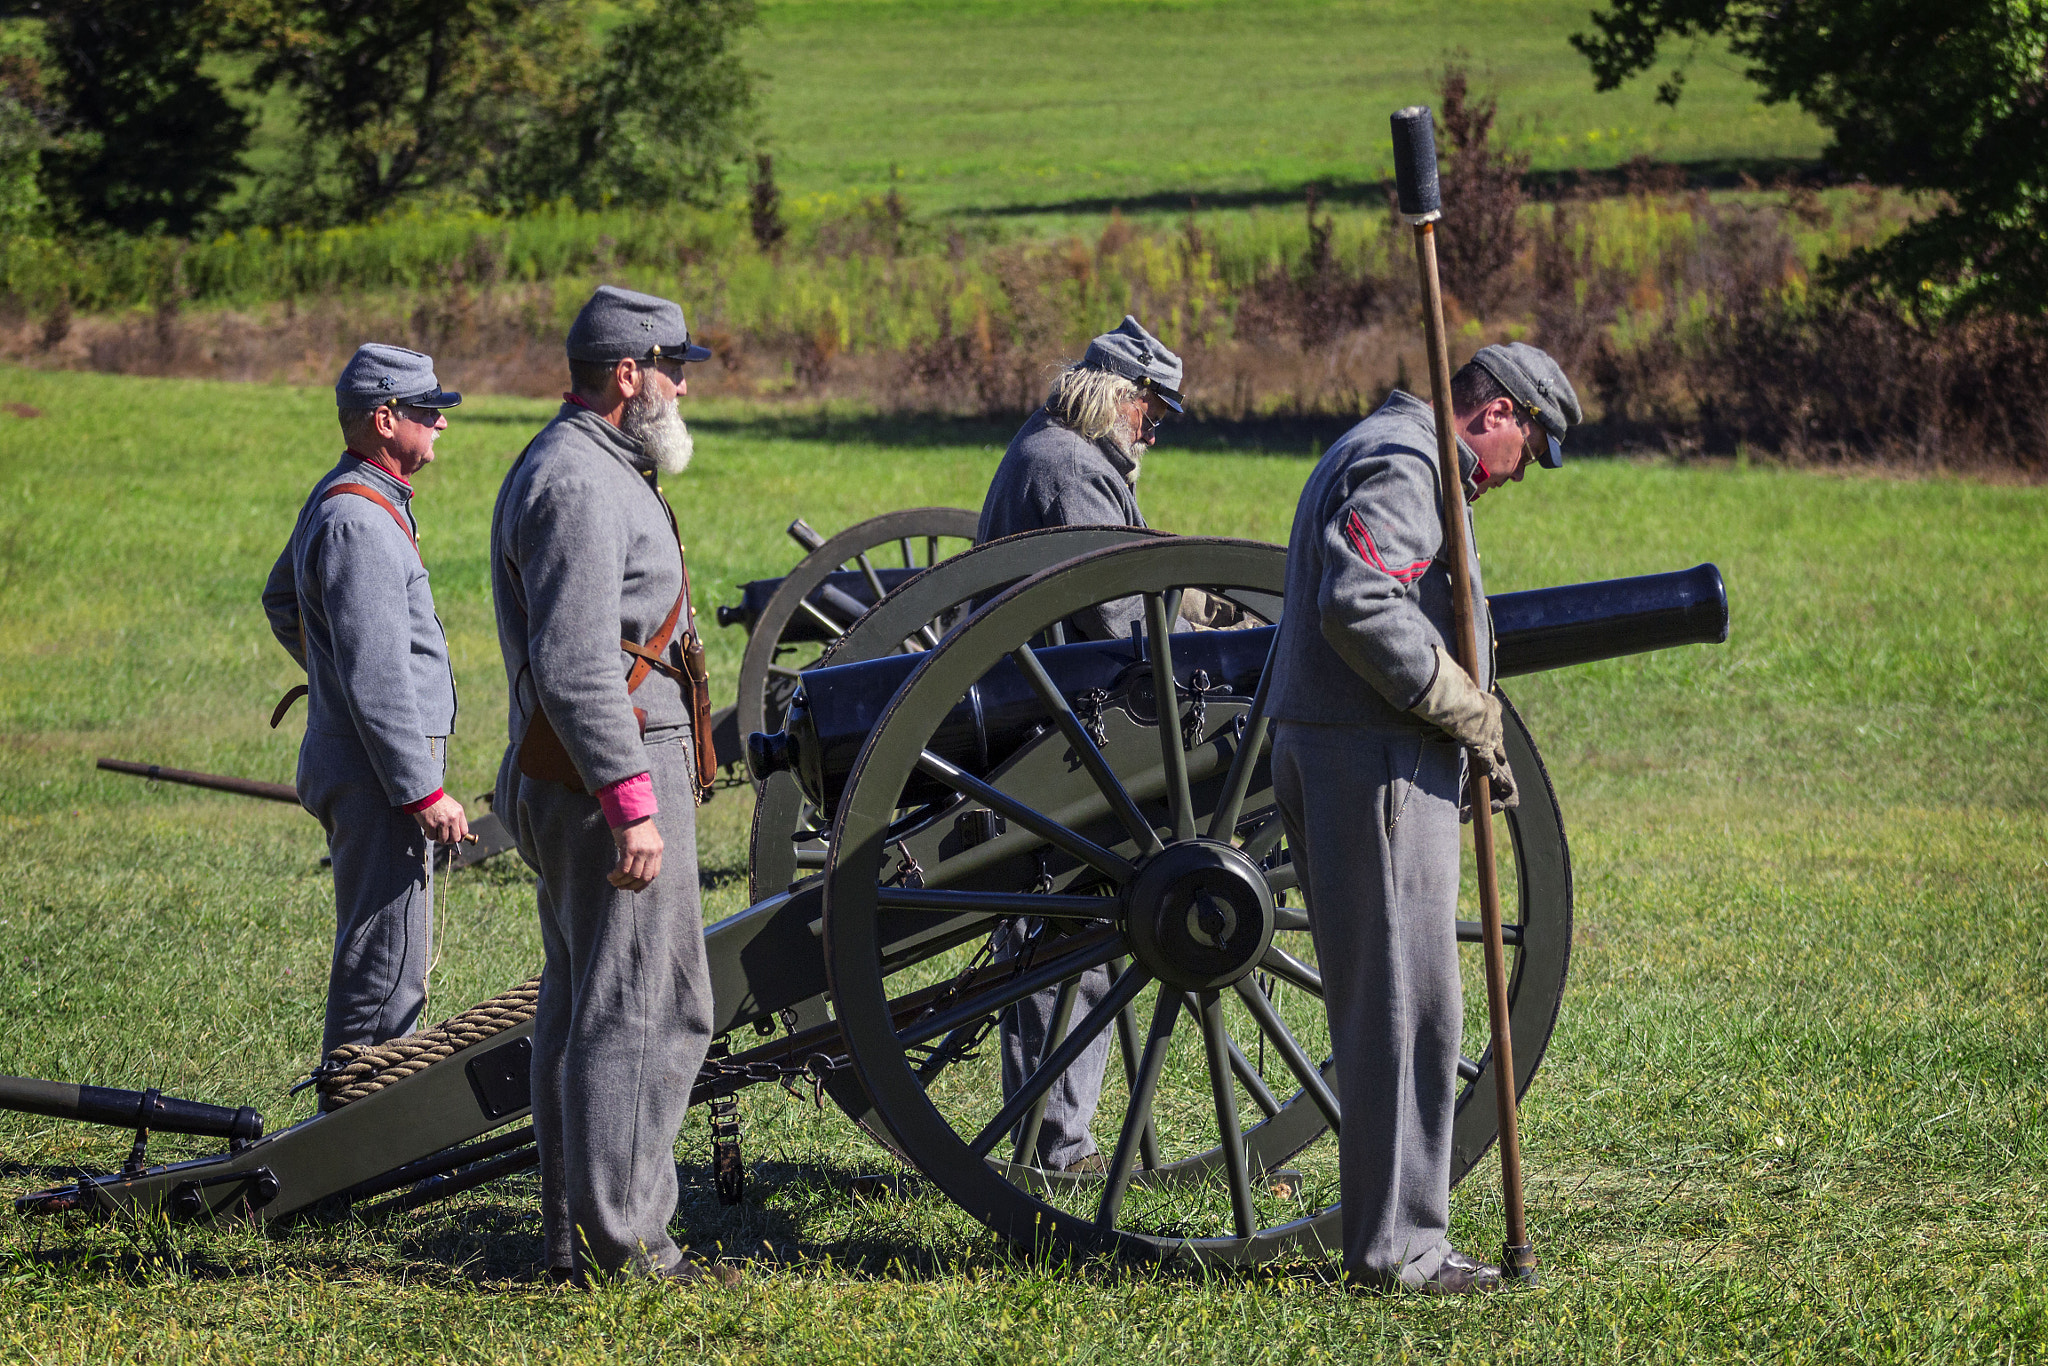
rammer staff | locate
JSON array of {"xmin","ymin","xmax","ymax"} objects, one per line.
[{"xmin": 1390, "ymin": 103, "xmax": 1536, "ymax": 1284}]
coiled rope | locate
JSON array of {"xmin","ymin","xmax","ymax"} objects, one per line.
[{"xmin": 316, "ymin": 975, "xmax": 541, "ymax": 1109}]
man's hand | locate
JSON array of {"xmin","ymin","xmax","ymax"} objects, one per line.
[
  {"xmin": 412, "ymin": 792, "xmax": 470, "ymax": 846},
  {"xmin": 1461, "ymin": 745, "xmax": 1520, "ymax": 822},
  {"xmin": 609, "ymin": 815, "xmax": 664, "ymax": 891},
  {"xmin": 1409, "ymin": 644, "xmax": 1520, "ymax": 816}
]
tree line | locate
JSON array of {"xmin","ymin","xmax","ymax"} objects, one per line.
[{"xmin": 0, "ymin": 0, "xmax": 759, "ymax": 237}]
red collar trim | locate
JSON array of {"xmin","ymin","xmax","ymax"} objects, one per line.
[
  {"xmin": 562, "ymin": 393, "xmax": 594, "ymax": 411},
  {"xmin": 345, "ymin": 450, "xmax": 411, "ymax": 489}
]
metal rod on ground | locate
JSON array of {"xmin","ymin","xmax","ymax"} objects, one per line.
[
  {"xmin": 1391, "ymin": 103, "xmax": 1536, "ymax": 1284},
  {"xmin": 96, "ymin": 757, "xmax": 299, "ymax": 804}
]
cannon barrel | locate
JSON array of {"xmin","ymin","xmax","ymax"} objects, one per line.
[
  {"xmin": 0, "ymin": 1074, "xmax": 263, "ymax": 1143},
  {"xmin": 714, "ymin": 567, "xmax": 923, "ymax": 639},
  {"xmin": 751, "ymin": 564, "xmax": 1727, "ymax": 814},
  {"xmin": 1493, "ymin": 563, "xmax": 1727, "ymax": 678}
]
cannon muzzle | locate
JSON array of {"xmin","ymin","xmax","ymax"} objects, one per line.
[
  {"xmin": 0, "ymin": 1074, "xmax": 263, "ymax": 1143},
  {"xmin": 1493, "ymin": 563, "xmax": 1727, "ymax": 677},
  {"xmin": 755, "ymin": 564, "xmax": 1727, "ymax": 814}
]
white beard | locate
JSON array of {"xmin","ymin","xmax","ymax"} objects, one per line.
[{"xmin": 622, "ymin": 391, "xmax": 693, "ymax": 474}]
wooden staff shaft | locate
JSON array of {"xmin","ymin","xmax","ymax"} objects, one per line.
[{"xmin": 1408, "ymin": 220, "xmax": 1533, "ymax": 1276}]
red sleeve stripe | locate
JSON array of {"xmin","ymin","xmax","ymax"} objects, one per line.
[{"xmin": 1344, "ymin": 511, "xmax": 1431, "ymax": 584}]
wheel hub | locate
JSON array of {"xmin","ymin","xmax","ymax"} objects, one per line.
[{"xmin": 1122, "ymin": 838, "xmax": 1276, "ymax": 991}]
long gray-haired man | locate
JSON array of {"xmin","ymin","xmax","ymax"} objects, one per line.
[
  {"xmin": 263, "ymin": 344, "xmax": 468, "ymax": 1063},
  {"xmin": 975, "ymin": 315, "xmax": 1216, "ymax": 1174},
  {"xmin": 491, "ymin": 285, "xmax": 726, "ymax": 1287},
  {"xmin": 1269, "ymin": 342, "xmax": 1579, "ymax": 1294}
]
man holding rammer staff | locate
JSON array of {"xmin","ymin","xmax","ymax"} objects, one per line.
[{"xmin": 1269, "ymin": 342, "xmax": 1580, "ymax": 1293}]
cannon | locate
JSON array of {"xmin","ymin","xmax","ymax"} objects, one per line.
[
  {"xmin": 5, "ymin": 532, "xmax": 1726, "ymax": 1268},
  {"xmin": 715, "ymin": 508, "xmax": 980, "ymax": 761}
]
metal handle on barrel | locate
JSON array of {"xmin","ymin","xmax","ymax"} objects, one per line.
[{"xmin": 1392, "ymin": 104, "xmax": 1537, "ymax": 1284}]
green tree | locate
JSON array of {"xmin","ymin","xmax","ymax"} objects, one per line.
[
  {"xmin": 1573, "ymin": 1, "xmax": 2048, "ymax": 317},
  {"xmin": 502, "ymin": 0, "xmax": 760, "ymax": 210},
  {"xmin": 235, "ymin": 0, "xmax": 592, "ymax": 224},
  {"xmin": 0, "ymin": 30, "xmax": 54, "ymax": 234},
  {"xmin": 37, "ymin": 0, "xmax": 250, "ymax": 235}
]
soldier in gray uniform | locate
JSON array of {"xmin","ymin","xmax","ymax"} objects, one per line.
[
  {"xmin": 490, "ymin": 285, "xmax": 726, "ymax": 1285},
  {"xmin": 1269, "ymin": 343, "xmax": 1579, "ymax": 1292},
  {"xmin": 263, "ymin": 344, "xmax": 468, "ymax": 1058},
  {"xmin": 976, "ymin": 316, "xmax": 1187, "ymax": 1173}
]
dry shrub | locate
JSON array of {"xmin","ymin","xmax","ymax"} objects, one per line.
[{"xmin": 1435, "ymin": 63, "xmax": 1528, "ymax": 317}]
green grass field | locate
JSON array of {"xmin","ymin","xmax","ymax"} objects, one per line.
[
  {"xmin": 744, "ymin": 0, "xmax": 1826, "ymax": 218},
  {"xmin": 1, "ymin": 369, "xmax": 2043, "ymax": 1362}
]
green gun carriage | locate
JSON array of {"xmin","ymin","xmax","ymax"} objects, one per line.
[{"xmin": 3, "ymin": 527, "xmax": 1727, "ymax": 1268}]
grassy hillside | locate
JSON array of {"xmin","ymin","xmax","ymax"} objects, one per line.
[
  {"xmin": 745, "ymin": 0, "xmax": 1826, "ymax": 216},
  {"xmin": 0, "ymin": 371, "xmax": 2042, "ymax": 1360}
]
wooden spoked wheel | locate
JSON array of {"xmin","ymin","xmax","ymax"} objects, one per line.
[
  {"xmin": 819, "ymin": 538, "xmax": 1572, "ymax": 1265},
  {"xmin": 735, "ymin": 508, "xmax": 979, "ymax": 752},
  {"xmin": 747, "ymin": 526, "xmax": 1170, "ymax": 904}
]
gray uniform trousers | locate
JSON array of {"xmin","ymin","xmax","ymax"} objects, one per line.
[
  {"xmin": 1272, "ymin": 720, "xmax": 1463, "ymax": 1287},
  {"xmin": 299, "ymin": 729, "xmax": 442, "ymax": 1057},
  {"xmin": 510, "ymin": 733, "xmax": 714, "ymax": 1277},
  {"xmin": 993, "ymin": 920, "xmax": 1113, "ymax": 1170}
]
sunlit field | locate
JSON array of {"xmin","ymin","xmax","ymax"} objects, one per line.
[{"xmin": 0, "ymin": 369, "xmax": 2042, "ymax": 1362}]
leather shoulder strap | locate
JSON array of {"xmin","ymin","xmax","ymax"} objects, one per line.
[
  {"xmin": 323, "ymin": 482, "xmax": 421, "ymax": 564},
  {"xmin": 622, "ymin": 480, "xmax": 694, "ymax": 696}
]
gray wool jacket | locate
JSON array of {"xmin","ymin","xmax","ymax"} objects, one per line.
[
  {"xmin": 263, "ymin": 455, "xmax": 457, "ymax": 808},
  {"xmin": 977, "ymin": 407, "xmax": 1146, "ymax": 641},
  {"xmin": 491, "ymin": 404, "xmax": 688, "ymax": 794},
  {"xmin": 1269, "ymin": 390, "xmax": 1493, "ymax": 729}
]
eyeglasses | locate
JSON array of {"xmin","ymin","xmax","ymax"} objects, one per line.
[{"xmin": 386, "ymin": 400, "xmax": 444, "ymax": 426}]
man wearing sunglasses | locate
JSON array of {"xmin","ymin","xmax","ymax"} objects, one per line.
[
  {"xmin": 1267, "ymin": 341, "xmax": 1579, "ymax": 1294},
  {"xmin": 490, "ymin": 285, "xmax": 729, "ymax": 1287},
  {"xmin": 972, "ymin": 314, "xmax": 1210, "ymax": 1178},
  {"xmin": 264, "ymin": 343, "xmax": 467, "ymax": 1065}
]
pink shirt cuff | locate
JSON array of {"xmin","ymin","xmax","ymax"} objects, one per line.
[
  {"xmin": 596, "ymin": 772, "xmax": 658, "ymax": 828},
  {"xmin": 401, "ymin": 787, "xmax": 444, "ymax": 815}
]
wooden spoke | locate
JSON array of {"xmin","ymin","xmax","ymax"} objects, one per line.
[
  {"xmin": 1260, "ymin": 945, "xmax": 1324, "ymax": 996},
  {"xmin": 1457, "ymin": 920, "xmax": 1522, "ymax": 947},
  {"xmin": 1143, "ymin": 593, "xmax": 1195, "ymax": 842},
  {"xmin": 799, "ymin": 597, "xmax": 849, "ymax": 639},
  {"xmin": 969, "ymin": 967, "xmax": 1150, "ymax": 1160},
  {"xmin": 1198, "ymin": 990, "xmax": 1258, "ymax": 1237},
  {"xmin": 895, "ymin": 929, "xmax": 1123, "ymax": 1048},
  {"xmin": 1097, "ymin": 983, "xmax": 1179, "ymax": 1229},
  {"xmin": 915, "ymin": 750, "xmax": 1137, "ymax": 884},
  {"xmin": 1010, "ymin": 642, "xmax": 1162, "ymax": 856},
  {"xmin": 1207, "ymin": 629, "xmax": 1280, "ymax": 839},
  {"xmin": 1109, "ymin": 958, "xmax": 1159, "ymax": 1170},
  {"xmin": 1012, "ymin": 977, "xmax": 1080, "ymax": 1166},
  {"xmin": 1233, "ymin": 976, "xmax": 1340, "ymax": 1134}
]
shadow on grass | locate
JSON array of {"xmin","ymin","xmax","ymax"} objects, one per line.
[
  {"xmin": 7, "ymin": 1157, "xmax": 1336, "ymax": 1291},
  {"xmin": 957, "ymin": 157, "xmax": 1837, "ymax": 218}
]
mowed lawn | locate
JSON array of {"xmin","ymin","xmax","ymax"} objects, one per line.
[
  {"xmin": 0, "ymin": 367, "xmax": 2043, "ymax": 1362},
  {"xmin": 745, "ymin": 0, "xmax": 1826, "ymax": 215}
]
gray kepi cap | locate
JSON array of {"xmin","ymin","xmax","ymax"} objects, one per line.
[
  {"xmin": 1469, "ymin": 342, "xmax": 1581, "ymax": 469},
  {"xmin": 1082, "ymin": 315, "xmax": 1185, "ymax": 412},
  {"xmin": 335, "ymin": 343, "xmax": 461, "ymax": 411},
  {"xmin": 566, "ymin": 284, "xmax": 712, "ymax": 365}
]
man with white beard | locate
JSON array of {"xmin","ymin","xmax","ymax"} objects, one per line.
[{"xmin": 489, "ymin": 285, "xmax": 729, "ymax": 1286}]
